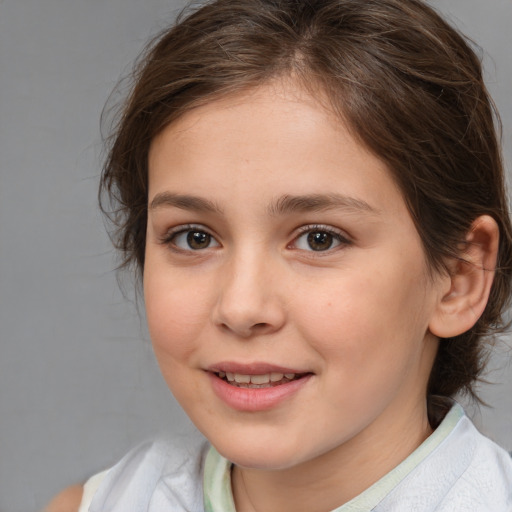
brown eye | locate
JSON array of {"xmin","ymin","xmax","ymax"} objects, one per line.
[
  {"xmin": 307, "ymin": 231, "xmax": 334, "ymax": 251},
  {"xmin": 292, "ymin": 226, "xmax": 350, "ymax": 253},
  {"xmin": 167, "ymin": 226, "xmax": 220, "ymax": 251},
  {"xmin": 187, "ymin": 230, "xmax": 211, "ymax": 249}
]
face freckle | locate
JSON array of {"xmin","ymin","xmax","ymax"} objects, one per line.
[{"xmin": 143, "ymin": 80, "xmax": 445, "ymax": 477}]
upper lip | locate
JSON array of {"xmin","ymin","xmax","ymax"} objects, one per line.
[{"xmin": 206, "ymin": 362, "xmax": 310, "ymax": 375}]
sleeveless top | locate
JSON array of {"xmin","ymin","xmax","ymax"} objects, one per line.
[{"xmin": 79, "ymin": 404, "xmax": 512, "ymax": 511}]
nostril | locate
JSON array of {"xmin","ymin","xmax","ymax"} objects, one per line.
[{"xmin": 219, "ymin": 321, "xmax": 272, "ymax": 338}]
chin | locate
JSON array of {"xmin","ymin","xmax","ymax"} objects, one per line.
[
  {"xmin": 209, "ymin": 432, "xmax": 312, "ymax": 471},
  {"xmin": 221, "ymin": 449, "xmax": 298, "ymax": 471}
]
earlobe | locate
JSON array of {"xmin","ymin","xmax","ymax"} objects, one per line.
[{"xmin": 429, "ymin": 215, "xmax": 499, "ymax": 338}]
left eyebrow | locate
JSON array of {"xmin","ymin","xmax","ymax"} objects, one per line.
[
  {"xmin": 149, "ymin": 192, "xmax": 224, "ymax": 214},
  {"xmin": 267, "ymin": 194, "xmax": 379, "ymax": 216}
]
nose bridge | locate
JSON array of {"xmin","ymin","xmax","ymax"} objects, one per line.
[{"xmin": 212, "ymin": 244, "xmax": 285, "ymax": 337}]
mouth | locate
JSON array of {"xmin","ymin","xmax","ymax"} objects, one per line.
[
  {"xmin": 207, "ymin": 363, "xmax": 313, "ymax": 411},
  {"xmin": 214, "ymin": 371, "xmax": 308, "ymax": 388}
]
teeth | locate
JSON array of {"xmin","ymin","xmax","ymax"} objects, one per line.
[
  {"xmin": 219, "ymin": 371, "xmax": 298, "ymax": 385},
  {"xmin": 250, "ymin": 374, "xmax": 270, "ymax": 385}
]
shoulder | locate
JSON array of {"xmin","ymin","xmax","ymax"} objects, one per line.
[
  {"xmin": 105, "ymin": 432, "xmax": 209, "ymax": 480},
  {"xmin": 446, "ymin": 418, "xmax": 512, "ymax": 507},
  {"xmin": 418, "ymin": 413, "xmax": 512, "ymax": 510},
  {"xmin": 376, "ymin": 406, "xmax": 512, "ymax": 511},
  {"xmin": 84, "ymin": 433, "xmax": 210, "ymax": 512},
  {"xmin": 44, "ymin": 485, "xmax": 83, "ymax": 512}
]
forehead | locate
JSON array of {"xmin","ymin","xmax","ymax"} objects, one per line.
[
  {"xmin": 150, "ymin": 79, "xmax": 350, "ymax": 153},
  {"xmin": 147, "ymin": 80, "xmax": 406, "ymax": 219},
  {"xmin": 151, "ymin": 80, "xmax": 339, "ymax": 152}
]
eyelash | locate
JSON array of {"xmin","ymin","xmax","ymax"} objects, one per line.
[
  {"xmin": 159, "ymin": 224, "xmax": 219, "ymax": 253},
  {"xmin": 159, "ymin": 224, "xmax": 352, "ymax": 254},
  {"xmin": 290, "ymin": 224, "xmax": 352, "ymax": 253}
]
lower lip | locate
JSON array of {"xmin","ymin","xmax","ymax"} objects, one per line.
[{"xmin": 208, "ymin": 372, "xmax": 312, "ymax": 412}]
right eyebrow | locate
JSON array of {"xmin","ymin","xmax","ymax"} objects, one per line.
[
  {"xmin": 267, "ymin": 193, "xmax": 379, "ymax": 216},
  {"xmin": 149, "ymin": 192, "xmax": 224, "ymax": 214}
]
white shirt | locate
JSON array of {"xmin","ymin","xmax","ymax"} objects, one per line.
[{"xmin": 80, "ymin": 404, "xmax": 512, "ymax": 511}]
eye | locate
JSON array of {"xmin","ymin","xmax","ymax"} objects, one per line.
[
  {"xmin": 292, "ymin": 226, "xmax": 350, "ymax": 252},
  {"xmin": 163, "ymin": 225, "xmax": 220, "ymax": 251}
]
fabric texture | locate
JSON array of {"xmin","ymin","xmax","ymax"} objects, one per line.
[
  {"xmin": 78, "ymin": 470, "xmax": 109, "ymax": 512},
  {"xmin": 80, "ymin": 404, "xmax": 512, "ymax": 511}
]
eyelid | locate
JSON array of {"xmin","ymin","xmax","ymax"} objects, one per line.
[
  {"xmin": 158, "ymin": 223, "xmax": 351, "ymax": 254},
  {"xmin": 289, "ymin": 224, "xmax": 353, "ymax": 252},
  {"xmin": 159, "ymin": 223, "xmax": 220, "ymax": 251}
]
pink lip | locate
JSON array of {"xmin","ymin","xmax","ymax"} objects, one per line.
[
  {"xmin": 206, "ymin": 362, "xmax": 313, "ymax": 412},
  {"xmin": 207, "ymin": 361, "xmax": 306, "ymax": 374}
]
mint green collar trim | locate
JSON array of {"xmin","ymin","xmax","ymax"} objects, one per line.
[
  {"xmin": 203, "ymin": 445, "xmax": 236, "ymax": 512},
  {"xmin": 335, "ymin": 403, "xmax": 464, "ymax": 511},
  {"xmin": 203, "ymin": 404, "xmax": 464, "ymax": 512}
]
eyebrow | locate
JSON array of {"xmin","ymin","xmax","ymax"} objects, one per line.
[
  {"xmin": 267, "ymin": 194, "xmax": 379, "ymax": 216},
  {"xmin": 149, "ymin": 192, "xmax": 223, "ymax": 214},
  {"xmin": 149, "ymin": 192, "xmax": 378, "ymax": 217}
]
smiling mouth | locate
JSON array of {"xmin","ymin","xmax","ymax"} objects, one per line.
[{"xmin": 214, "ymin": 371, "xmax": 308, "ymax": 388}]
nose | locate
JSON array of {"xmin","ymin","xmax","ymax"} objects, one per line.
[{"xmin": 211, "ymin": 252, "xmax": 286, "ymax": 338}]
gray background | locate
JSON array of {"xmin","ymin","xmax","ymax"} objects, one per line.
[{"xmin": 0, "ymin": 1, "xmax": 510, "ymax": 511}]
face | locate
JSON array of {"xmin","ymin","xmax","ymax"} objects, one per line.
[{"xmin": 144, "ymin": 81, "xmax": 445, "ymax": 472}]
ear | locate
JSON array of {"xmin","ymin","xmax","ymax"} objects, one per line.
[{"xmin": 429, "ymin": 215, "xmax": 499, "ymax": 338}]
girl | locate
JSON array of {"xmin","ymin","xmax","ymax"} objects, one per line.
[{"xmin": 48, "ymin": 0, "xmax": 512, "ymax": 510}]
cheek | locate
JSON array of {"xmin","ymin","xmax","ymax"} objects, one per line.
[
  {"xmin": 144, "ymin": 270, "xmax": 209, "ymax": 361},
  {"xmin": 144, "ymin": 273, "xmax": 211, "ymax": 409},
  {"xmin": 295, "ymin": 263, "xmax": 432, "ymax": 366}
]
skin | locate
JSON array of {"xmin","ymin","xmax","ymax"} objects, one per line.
[
  {"xmin": 144, "ymin": 80, "xmax": 452, "ymax": 512},
  {"xmin": 46, "ymin": 79, "xmax": 499, "ymax": 512},
  {"xmin": 43, "ymin": 485, "xmax": 83, "ymax": 512}
]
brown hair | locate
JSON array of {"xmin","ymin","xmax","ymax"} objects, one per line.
[{"xmin": 100, "ymin": 0, "xmax": 512, "ymax": 401}]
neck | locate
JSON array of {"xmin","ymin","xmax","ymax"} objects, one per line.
[{"xmin": 232, "ymin": 402, "xmax": 433, "ymax": 512}]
